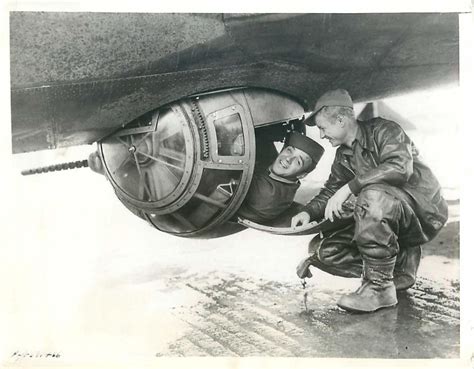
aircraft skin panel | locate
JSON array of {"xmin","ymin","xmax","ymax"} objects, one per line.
[
  {"xmin": 11, "ymin": 62, "xmax": 331, "ymax": 153},
  {"xmin": 10, "ymin": 13, "xmax": 459, "ymax": 154},
  {"xmin": 10, "ymin": 13, "xmax": 458, "ymax": 87},
  {"xmin": 10, "ymin": 12, "xmax": 227, "ymax": 87},
  {"xmin": 11, "ymin": 87, "xmax": 55, "ymax": 151},
  {"xmin": 224, "ymin": 13, "xmax": 459, "ymax": 70},
  {"xmin": 328, "ymin": 64, "xmax": 458, "ymax": 102}
]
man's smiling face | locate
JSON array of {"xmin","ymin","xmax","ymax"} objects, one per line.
[
  {"xmin": 271, "ymin": 146, "xmax": 312, "ymax": 179},
  {"xmin": 315, "ymin": 109, "xmax": 349, "ymax": 147}
]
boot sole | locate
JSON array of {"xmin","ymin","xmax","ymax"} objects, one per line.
[
  {"xmin": 395, "ymin": 282, "xmax": 415, "ymax": 291},
  {"xmin": 337, "ymin": 301, "xmax": 398, "ymax": 313}
]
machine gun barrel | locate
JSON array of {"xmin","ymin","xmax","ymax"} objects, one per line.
[{"xmin": 21, "ymin": 159, "xmax": 89, "ymax": 176}]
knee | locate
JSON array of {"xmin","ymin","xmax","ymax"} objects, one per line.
[
  {"xmin": 355, "ymin": 187, "xmax": 400, "ymax": 223},
  {"xmin": 354, "ymin": 187, "xmax": 401, "ymax": 246},
  {"xmin": 309, "ymin": 237, "xmax": 341, "ymax": 266}
]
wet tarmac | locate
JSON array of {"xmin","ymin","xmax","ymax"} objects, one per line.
[
  {"xmin": 2, "ymin": 166, "xmax": 461, "ymax": 364},
  {"xmin": 149, "ymin": 219, "xmax": 460, "ymax": 358},
  {"xmin": 153, "ymin": 271, "xmax": 459, "ymax": 358}
]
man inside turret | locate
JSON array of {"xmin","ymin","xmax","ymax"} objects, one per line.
[{"xmin": 238, "ymin": 132, "xmax": 324, "ymax": 224}]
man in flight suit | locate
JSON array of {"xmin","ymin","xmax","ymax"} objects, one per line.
[
  {"xmin": 291, "ymin": 89, "xmax": 448, "ymax": 313},
  {"xmin": 238, "ymin": 132, "xmax": 324, "ymax": 224}
]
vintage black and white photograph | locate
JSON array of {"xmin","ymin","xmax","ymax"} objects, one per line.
[{"xmin": 3, "ymin": 2, "xmax": 473, "ymax": 368}]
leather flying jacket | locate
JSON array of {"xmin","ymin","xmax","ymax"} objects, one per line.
[{"xmin": 302, "ymin": 118, "xmax": 448, "ymax": 241}]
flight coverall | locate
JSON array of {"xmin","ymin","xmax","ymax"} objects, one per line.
[
  {"xmin": 301, "ymin": 118, "xmax": 448, "ymax": 279},
  {"xmin": 238, "ymin": 169, "xmax": 300, "ymax": 224}
]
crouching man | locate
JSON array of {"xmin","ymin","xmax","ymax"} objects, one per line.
[
  {"xmin": 238, "ymin": 132, "xmax": 324, "ymax": 224},
  {"xmin": 291, "ymin": 89, "xmax": 448, "ymax": 313}
]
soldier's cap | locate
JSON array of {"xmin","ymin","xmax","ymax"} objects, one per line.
[
  {"xmin": 304, "ymin": 89, "xmax": 353, "ymax": 126},
  {"xmin": 287, "ymin": 132, "xmax": 325, "ymax": 171}
]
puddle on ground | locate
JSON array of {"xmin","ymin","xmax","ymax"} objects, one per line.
[
  {"xmin": 298, "ymin": 279, "xmax": 459, "ymax": 358},
  {"xmin": 157, "ymin": 271, "xmax": 459, "ymax": 358}
]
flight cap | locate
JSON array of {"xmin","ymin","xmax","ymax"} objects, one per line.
[
  {"xmin": 304, "ymin": 89, "xmax": 353, "ymax": 126},
  {"xmin": 287, "ymin": 132, "xmax": 325, "ymax": 171}
]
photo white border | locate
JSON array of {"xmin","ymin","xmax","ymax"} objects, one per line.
[{"xmin": 1, "ymin": 1, "xmax": 472, "ymax": 368}]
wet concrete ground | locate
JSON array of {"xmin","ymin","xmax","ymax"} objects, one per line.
[
  {"xmin": 155, "ymin": 271, "xmax": 459, "ymax": 358},
  {"xmin": 2, "ymin": 167, "xmax": 461, "ymax": 365},
  {"xmin": 149, "ymin": 219, "xmax": 460, "ymax": 358}
]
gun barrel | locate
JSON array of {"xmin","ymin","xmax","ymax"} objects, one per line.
[{"xmin": 21, "ymin": 159, "xmax": 89, "ymax": 176}]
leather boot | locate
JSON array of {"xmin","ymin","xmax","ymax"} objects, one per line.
[
  {"xmin": 394, "ymin": 246, "xmax": 421, "ymax": 291},
  {"xmin": 337, "ymin": 255, "xmax": 397, "ymax": 313}
]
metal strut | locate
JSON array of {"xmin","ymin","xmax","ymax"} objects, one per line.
[{"xmin": 21, "ymin": 159, "xmax": 89, "ymax": 176}]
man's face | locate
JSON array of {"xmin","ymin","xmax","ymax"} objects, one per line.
[
  {"xmin": 315, "ymin": 113, "xmax": 347, "ymax": 147},
  {"xmin": 271, "ymin": 146, "xmax": 312, "ymax": 179}
]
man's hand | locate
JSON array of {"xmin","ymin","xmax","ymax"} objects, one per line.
[
  {"xmin": 324, "ymin": 184, "xmax": 352, "ymax": 222},
  {"xmin": 291, "ymin": 211, "xmax": 311, "ymax": 227}
]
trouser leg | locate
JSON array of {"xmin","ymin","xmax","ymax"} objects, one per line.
[
  {"xmin": 338, "ymin": 185, "xmax": 412, "ymax": 312},
  {"xmin": 354, "ymin": 185, "xmax": 423, "ymax": 289},
  {"xmin": 393, "ymin": 245, "xmax": 421, "ymax": 290},
  {"xmin": 297, "ymin": 184, "xmax": 424, "ymax": 295},
  {"xmin": 353, "ymin": 187, "xmax": 402, "ymax": 259},
  {"xmin": 296, "ymin": 222, "xmax": 362, "ymax": 279}
]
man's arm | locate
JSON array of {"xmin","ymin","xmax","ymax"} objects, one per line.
[
  {"xmin": 347, "ymin": 120, "xmax": 414, "ymax": 195},
  {"xmin": 300, "ymin": 158, "xmax": 351, "ymax": 222}
]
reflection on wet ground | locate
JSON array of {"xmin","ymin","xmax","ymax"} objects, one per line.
[
  {"xmin": 155, "ymin": 220, "xmax": 459, "ymax": 358},
  {"xmin": 300, "ymin": 278, "xmax": 459, "ymax": 358},
  {"xmin": 156, "ymin": 272, "xmax": 459, "ymax": 358}
]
